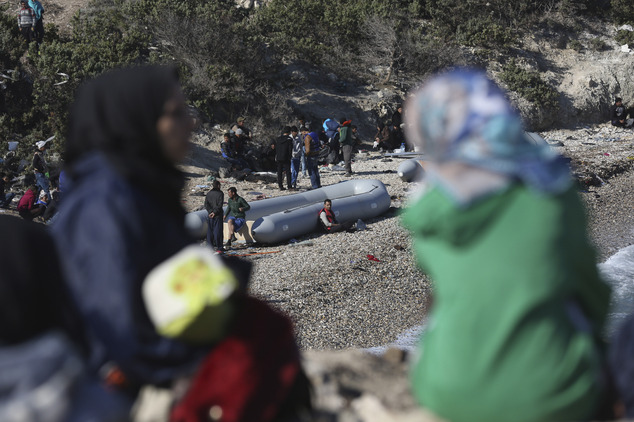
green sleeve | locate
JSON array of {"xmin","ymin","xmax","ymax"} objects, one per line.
[{"xmin": 240, "ymin": 197, "xmax": 250, "ymax": 211}]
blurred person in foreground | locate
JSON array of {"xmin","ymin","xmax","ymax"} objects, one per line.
[
  {"xmin": 52, "ymin": 66, "xmax": 309, "ymax": 421},
  {"xmin": 401, "ymin": 69, "xmax": 612, "ymax": 422},
  {"xmin": 0, "ymin": 216, "xmax": 129, "ymax": 421}
]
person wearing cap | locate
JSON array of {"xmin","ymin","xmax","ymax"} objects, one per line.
[
  {"xmin": 271, "ymin": 126, "xmax": 293, "ymax": 190},
  {"xmin": 339, "ymin": 117, "xmax": 354, "ymax": 176},
  {"xmin": 231, "ymin": 116, "xmax": 251, "ymax": 139},
  {"xmin": 33, "ymin": 140, "xmax": 51, "ymax": 201},
  {"xmin": 16, "ymin": 0, "xmax": 36, "ymax": 43},
  {"xmin": 402, "ymin": 69, "xmax": 611, "ymax": 422}
]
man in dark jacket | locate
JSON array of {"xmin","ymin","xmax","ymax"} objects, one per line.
[
  {"xmin": 611, "ymin": 97, "xmax": 631, "ymax": 127},
  {"xmin": 392, "ymin": 104, "xmax": 403, "ymax": 128},
  {"xmin": 204, "ymin": 180, "xmax": 224, "ymax": 252},
  {"xmin": 271, "ymin": 126, "xmax": 293, "ymax": 190}
]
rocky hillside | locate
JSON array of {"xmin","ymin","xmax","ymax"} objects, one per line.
[{"xmin": 12, "ymin": 0, "xmax": 634, "ymax": 135}]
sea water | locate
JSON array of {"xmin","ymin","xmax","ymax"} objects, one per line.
[
  {"xmin": 600, "ymin": 244, "xmax": 634, "ymax": 336},
  {"xmin": 366, "ymin": 244, "xmax": 634, "ymax": 354}
]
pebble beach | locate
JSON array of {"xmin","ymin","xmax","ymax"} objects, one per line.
[{"xmin": 179, "ymin": 124, "xmax": 634, "ymax": 351}]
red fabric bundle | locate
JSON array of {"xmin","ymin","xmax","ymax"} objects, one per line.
[{"xmin": 170, "ymin": 297, "xmax": 302, "ymax": 422}]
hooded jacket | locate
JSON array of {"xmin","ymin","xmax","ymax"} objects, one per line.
[
  {"xmin": 273, "ymin": 134, "xmax": 293, "ymax": 162},
  {"xmin": 402, "ymin": 184, "xmax": 610, "ymax": 422}
]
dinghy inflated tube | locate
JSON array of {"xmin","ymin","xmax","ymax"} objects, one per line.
[
  {"xmin": 397, "ymin": 159, "xmax": 426, "ymax": 182},
  {"xmin": 185, "ymin": 179, "xmax": 391, "ymax": 244}
]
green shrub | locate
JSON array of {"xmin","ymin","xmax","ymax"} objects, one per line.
[
  {"xmin": 588, "ymin": 37, "xmax": 608, "ymax": 51},
  {"xmin": 615, "ymin": 29, "xmax": 634, "ymax": 46},
  {"xmin": 567, "ymin": 39, "xmax": 583, "ymax": 51},
  {"xmin": 611, "ymin": 0, "xmax": 634, "ymax": 25},
  {"xmin": 499, "ymin": 60, "xmax": 559, "ymax": 109},
  {"xmin": 455, "ymin": 17, "xmax": 516, "ymax": 49}
]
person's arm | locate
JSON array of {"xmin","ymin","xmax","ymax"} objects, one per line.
[
  {"xmin": 319, "ymin": 211, "xmax": 332, "ymax": 227},
  {"xmin": 238, "ymin": 197, "xmax": 250, "ymax": 212},
  {"xmin": 320, "ymin": 211, "xmax": 339, "ymax": 228},
  {"xmin": 304, "ymin": 136, "xmax": 311, "ymax": 155},
  {"xmin": 204, "ymin": 194, "xmax": 212, "ymax": 215}
]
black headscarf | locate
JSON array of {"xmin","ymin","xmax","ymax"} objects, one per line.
[
  {"xmin": 66, "ymin": 65, "xmax": 186, "ymax": 217},
  {"xmin": 0, "ymin": 216, "xmax": 85, "ymax": 348}
]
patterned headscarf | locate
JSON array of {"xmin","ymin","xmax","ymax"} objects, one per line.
[{"xmin": 405, "ymin": 69, "xmax": 570, "ymax": 206}]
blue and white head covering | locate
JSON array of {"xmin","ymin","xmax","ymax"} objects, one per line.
[{"xmin": 405, "ymin": 69, "xmax": 570, "ymax": 206}]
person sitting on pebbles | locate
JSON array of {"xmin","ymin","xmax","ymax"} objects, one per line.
[
  {"xmin": 224, "ymin": 186, "xmax": 250, "ymax": 247},
  {"xmin": 611, "ymin": 97, "xmax": 633, "ymax": 128},
  {"xmin": 318, "ymin": 199, "xmax": 353, "ymax": 233}
]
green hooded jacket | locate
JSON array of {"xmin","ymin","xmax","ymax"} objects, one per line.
[{"xmin": 402, "ymin": 184, "xmax": 610, "ymax": 422}]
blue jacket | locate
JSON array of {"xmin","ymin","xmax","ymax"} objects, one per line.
[
  {"xmin": 52, "ymin": 153, "xmax": 206, "ymax": 387},
  {"xmin": 28, "ymin": 0, "xmax": 43, "ymax": 20},
  {"xmin": 323, "ymin": 118, "xmax": 339, "ymax": 140}
]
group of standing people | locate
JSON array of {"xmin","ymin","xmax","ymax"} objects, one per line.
[
  {"xmin": 269, "ymin": 116, "xmax": 361, "ymax": 191},
  {"xmin": 17, "ymin": 0, "xmax": 44, "ymax": 45}
]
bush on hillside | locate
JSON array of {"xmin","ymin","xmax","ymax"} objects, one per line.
[
  {"xmin": 615, "ymin": 29, "xmax": 634, "ymax": 46},
  {"xmin": 611, "ymin": 0, "xmax": 634, "ymax": 25},
  {"xmin": 499, "ymin": 60, "xmax": 559, "ymax": 110}
]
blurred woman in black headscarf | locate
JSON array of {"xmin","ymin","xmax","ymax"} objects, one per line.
[
  {"xmin": 52, "ymin": 66, "xmax": 311, "ymax": 421},
  {"xmin": 51, "ymin": 66, "xmax": 207, "ymax": 390}
]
